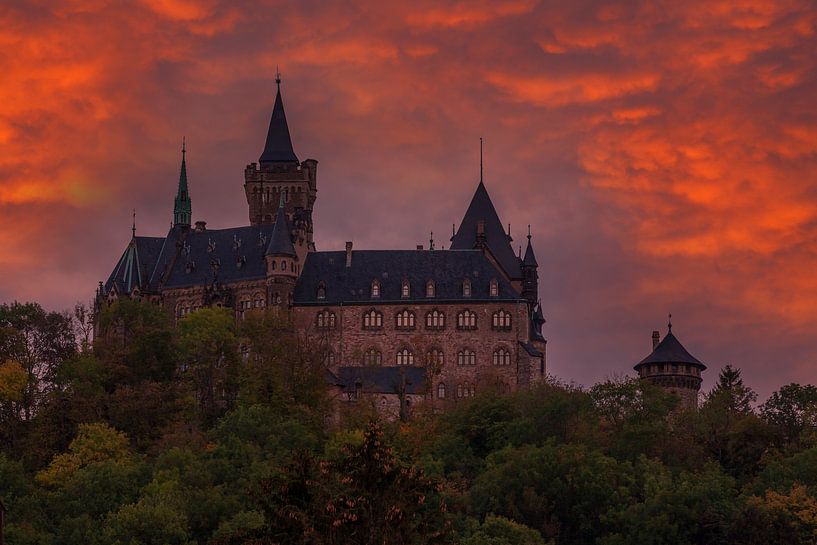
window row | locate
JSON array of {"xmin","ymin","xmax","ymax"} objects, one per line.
[
  {"xmin": 317, "ymin": 278, "xmax": 501, "ymax": 300},
  {"xmin": 321, "ymin": 346, "xmax": 514, "ymax": 367},
  {"xmin": 320, "ymin": 309, "xmax": 513, "ymax": 331},
  {"xmin": 436, "ymin": 382, "xmax": 476, "ymax": 399}
]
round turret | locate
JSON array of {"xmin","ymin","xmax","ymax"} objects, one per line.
[{"xmin": 634, "ymin": 317, "xmax": 706, "ymax": 409}]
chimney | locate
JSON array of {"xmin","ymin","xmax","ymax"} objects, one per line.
[
  {"xmin": 194, "ymin": 221, "xmax": 207, "ymax": 232},
  {"xmin": 416, "ymin": 244, "xmax": 423, "ymax": 250},
  {"xmin": 652, "ymin": 330, "xmax": 660, "ymax": 350},
  {"xmin": 345, "ymin": 241, "xmax": 353, "ymax": 268}
]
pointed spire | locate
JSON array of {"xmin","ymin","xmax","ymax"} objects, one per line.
[
  {"xmin": 259, "ymin": 72, "xmax": 299, "ymax": 165},
  {"xmin": 451, "ymin": 179, "xmax": 521, "ymax": 278},
  {"xmin": 173, "ymin": 138, "xmax": 192, "ymax": 227},
  {"xmin": 523, "ymin": 225, "xmax": 538, "ymax": 267},
  {"xmin": 266, "ymin": 196, "xmax": 296, "ymax": 257},
  {"xmin": 479, "ymin": 137, "xmax": 484, "ymax": 183},
  {"xmin": 668, "ymin": 313, "xmax": 673, "ymax": 332}
]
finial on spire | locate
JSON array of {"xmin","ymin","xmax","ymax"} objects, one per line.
[
  {"xmin": 668, "ymin": 313, "xmax": 673, "ymax": 331},
  {"xmin": 479, "ymin": 137, "xmax": 484, "ymax": 183},
  {"xmin": 275, "ymin": 65, "xmax": 281, "ymax": 86},
  {"xmin": 429, "ymin": 231, "xmax": 435, "ymax": 250},
  {"xmin": 182, "ymin": 136, "xmax": 186, "ymax": 156},
  {"xmin": 132, "ymin": 208, "xmax": 136, "ymax": 238},
  {"xmin": 527, "ymin": 224, "xmax": 531, "ymax": 240}
]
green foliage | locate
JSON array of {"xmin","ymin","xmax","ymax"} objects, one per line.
[
  {"xmin": 458, "ymin": 515, "xmax": 547, "ymax": 545},
  {"xmin": 762, "ymin": 383, "xmax": 817, "ymax": 448},
  {"xmin": 36, "ymin": 422, "xmax": 134, "ymax": 487},
  {"xmin": 469, "ymin": 442, "xmax": 633, "ymax": 544},
  {"xmin": 0, "ymin": 359, "xmax": 27, "ymax": 401}
]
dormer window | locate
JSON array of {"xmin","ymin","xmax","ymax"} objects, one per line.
[
  {"xmin": 401, "ymin": 280, "xmax": 410, "ymax": 298},
  {"xmin": 371, "ymin": 280, "xmax": 380, "ymax": 298},
  {"xmin": 317, "ymin": 282, "xmax": 326, "ymax": 300},
  {"xmin": 462, "ymin": 279, "xmax": 472, "ymax": 297},
  {"xmin": 489, "ymin": 278, "xmax": 498, "ymax": 297},
  {"xmin": 426, "ymin": 280, "xmax": 435, "ymax": 298}
]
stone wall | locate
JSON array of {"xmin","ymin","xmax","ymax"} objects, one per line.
[{"xmin": 293, "ymin": 300, "xmax": 545, "ymax": 408}]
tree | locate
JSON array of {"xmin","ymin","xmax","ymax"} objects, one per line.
[
  {"xmin": 95, "ymin": 298, "xmax": 177, "ymax": 386},
  {"xmin": 762, "ymin": 384, "xmax": 817, "ymax": 449},
  {"xmin": 36, "ymin": 422, "xmax": 134, "ymax": 487},
  {"xmin": 458, "ymin": 515, "xmax": 546, "ymax": 545},
  {"xmin": 468, "ymin": 442, "xmax": 632, "ymax": 545},
  {"xmin": 0, "ymin": 302, "xmax": 76, "ymax": 422},
  {"xmin": 178, "ymin": 307, "xmax": 240, "ymax": 426},
  {"xmin": 243, "ymin": 421, "xmax": 450, "ymax": 545}
]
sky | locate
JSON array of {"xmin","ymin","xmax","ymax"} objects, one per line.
[{"xmin": 1, "ymin": 0, "xmax": 816, "ymax": 401}]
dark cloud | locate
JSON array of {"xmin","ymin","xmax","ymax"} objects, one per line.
[{"xmin": 1, "ymin": 0, "xmax": 816, "ymax": 400}]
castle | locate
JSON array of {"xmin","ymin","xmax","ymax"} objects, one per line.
[{"xmin": 99, "ymin": 77, "xmax": 548, "ymax": 415}]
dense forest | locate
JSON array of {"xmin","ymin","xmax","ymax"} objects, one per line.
[{"xmin": 3, "ymin": 300, "xmax": 817, "ymax": 544}]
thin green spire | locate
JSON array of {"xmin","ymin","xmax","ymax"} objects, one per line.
[{"xmin": 174, "ymin": 137, "xmax": 192, "ymax": 227}]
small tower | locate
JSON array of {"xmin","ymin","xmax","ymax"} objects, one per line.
[
  {"xmin": 264, "ymin": 197, "xmax": 299, "ymax": 308},
  {"xmin": 634, "ymin": 315, "xmax": 706, "ymax": 409},
  {"xmin": 521, "ymin": 226, "xmax": 539, "ymax": 307},
  {"xmin": 174, "ymin": 139, "xmax": 192, "ymax": 227},
  {"xmin": 244, "ymin": 73, "xmax": 318, "ymax": 257}
]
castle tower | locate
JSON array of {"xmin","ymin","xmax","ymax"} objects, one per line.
[
  {"xmin": 173, "ymin": 140, "xmax": 192, "ymax": 227},
  {"xmin": 265, "ymin": 197, "xmax": 299, "ymax": 308},
  {"xmin": 633, "ymin": 316, "xmax": 706, "ymax": 409},
  {"xmin": 244, "ymin": 74, "xmax": 317, "ymax": 260}
]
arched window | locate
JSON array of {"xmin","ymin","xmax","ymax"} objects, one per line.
[
  {"xmin": 437, "ymin": 383, "xmax": 446, "ymax": 399},
  {"xmin": 371, "ymin": 280, "xmax": 380, "ymax": 298},
  {"xmin": 489, "ymin": 278, "xmax": 498, "ymax": 297},
  {"xmin": 425, "ymin": 309, "xmax": 445, "ymax": 330},
  {"xmin": 493, "ymin": 347, "xmax": 511, "ymax": 366},
  {"xmin": 457, "ymin": 383, "xmax": 463, "ymax": 398},
  {"xmin": 457, "ymin": 383, "xmax": 475, "ymax": 398},
  {"xmin": 316, "ymin": 283, "xmax": 326, "ymax": 300},
  {"xmin": 364, "ymin": 347, "xmax": 382, "ymax": 366},
  {"xmin": 456, "ymin": 309, "xmax": 477, "ymax": 330},
  {"xmin": 426, "ymin": 280, "xmax": 435, "ymax": 298},
  {"xmin": 396, "ymin": 309, "xmax": 416, "ymax": 330},
  {"xmin": 396, "ymin": 347, "xmax": 414, "ymax": 366},
  {"xmin": 282, "ymin": 260, "xmax": 287, "ymax": 271},
  {"xmin": 462, "ymin": 278, "xmax": 472, "ymax": 297},
  {"xmin": 271, "ymin": 260, "xmax": 276, "ymax": 271},
  {"xmin": 316, "ymin": 310, "xmax": 336, "ymax": 330},
  {"xmin": 427, "ymin": 348, "xmax": 444, "ymax": 367},
  {"xmin": 492, "ymin": 310, "xmax": 512, "ymax": 330},
  {"xmin": 457, "ymin": 349, "xmax": 476, "ymax": 366},
  {"xmin": 363, "ymin": 309, "xmax": 383, "ymax": 329},
  {"xmin": 323, "ymin": 349, "xmax": 335, "ymax": 366},
  {"xmin": 401, "ymin": 280, "xmax": 410, "ymax": 298}
]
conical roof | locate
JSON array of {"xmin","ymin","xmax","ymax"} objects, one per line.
[
  {"xmin": 451, "ymin": 181, "xmax": 521, "ymax": 278},
  {"xmin": 265, "ymin": 203, "xmax": 296, "ymax": 257},
  {"xmin": 635, "ymin": 328, "xmax": 706, "ymax": 370},
  {"xmin": 523, "ymin": 236, "xmax": 538, "ymax": 267},
  {"xmin": 259, "ymin": 82, "xmax": 298, "ymax": 165}
]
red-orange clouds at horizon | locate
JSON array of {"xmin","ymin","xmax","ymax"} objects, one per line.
[{"xmin": 1, "ymin": 0, "xmax": 816, "ymax": 399}]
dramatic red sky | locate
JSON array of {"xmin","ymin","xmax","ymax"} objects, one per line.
[{"xmin": 2, "ymin": 0, "xmax": 816, "ymax": 400}]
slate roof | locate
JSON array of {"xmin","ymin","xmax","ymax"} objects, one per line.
[
  {"xmin": 160, "ymin": 224, "xmax": 278, "ymax": 289},
  {"xmin": 635, "ymin": 329, "xmax": 706, "ymax": 370},
  {"xmin": 337, "ymin": 366, "xmax": 428, "ymax": 395},
  {"xmin": 451, "ymin": 181, "xmax": 522, "ymax": 279},
  {"xmin": 259, "ymin": 83, "xmax": 298, "ymax": 165},
  {"xmin": 266, "ymin": 204, "xmax": 296, "ymax": 256},
  {"xmin": 293, "ymin": 249, "xmax": 524, "ymax": 305},
  {"xmin": 105, "ymin": 236, "xmax": 166, "ymax": 294}
]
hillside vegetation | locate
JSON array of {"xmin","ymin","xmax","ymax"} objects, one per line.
[{"xmin": 2, "ymin": 300, "xmax": 817, "ymax": 544}]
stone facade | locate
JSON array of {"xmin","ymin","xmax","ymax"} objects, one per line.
[{"xmin": 98, "ymin": 79, "xmax": 547, "ymax": 417}]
